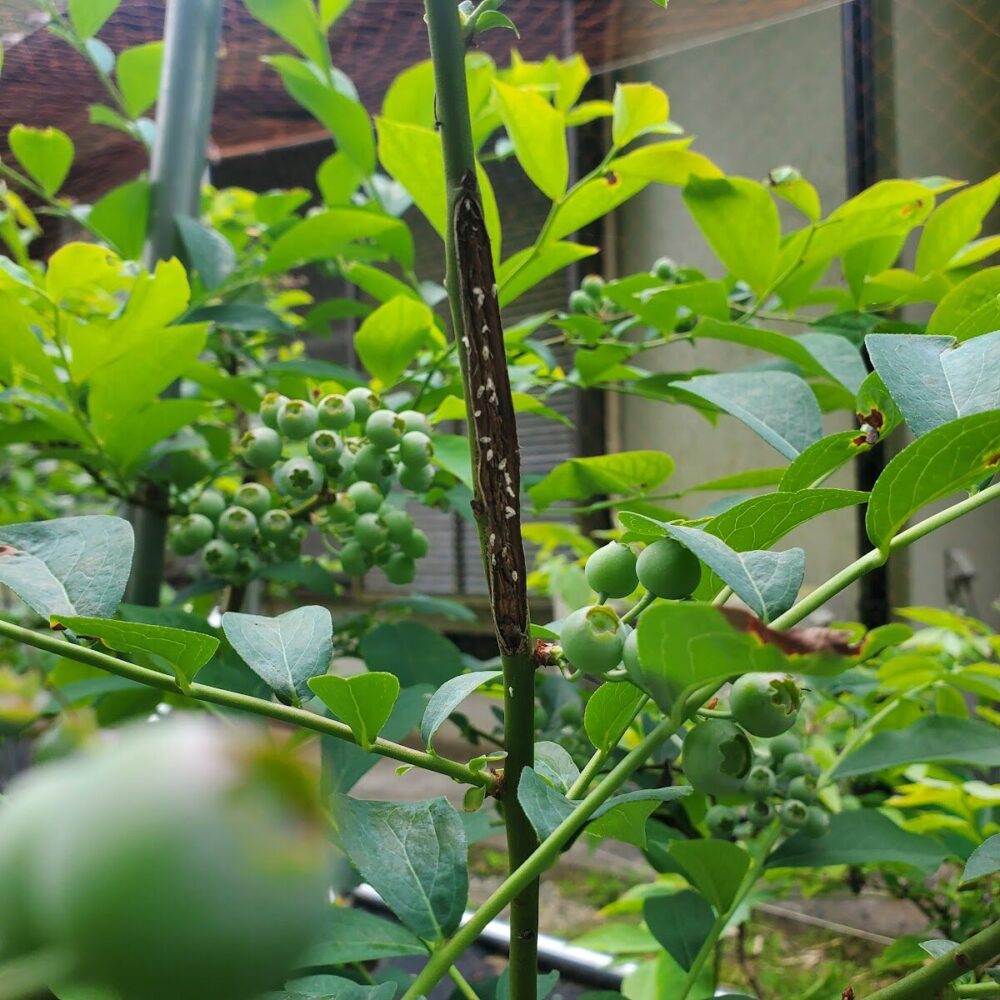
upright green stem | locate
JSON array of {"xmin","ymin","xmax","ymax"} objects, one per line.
[
  {"xmin": 566, "ymin": 697, "xmax": 648, "ymax": 799},
  {"xmin": 425, "ymin": 4, "xmax": 538, "ymax": 998}
]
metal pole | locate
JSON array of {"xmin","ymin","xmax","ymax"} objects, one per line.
[{"xmin": 124, "ymin": 0, "xmax": 224, "ymax": 606}]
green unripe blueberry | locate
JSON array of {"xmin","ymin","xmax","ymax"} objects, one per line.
[
  {"xmin": 652, "ymin": 256, "xmax": 677, "ymax": 282},
  {"xmin": 217, "ymin": 507, "xmax": 257, "ymax": 545},
  {"xmin": 202, "ymin": 539, "xmax": 238, "ymax": 575},
  {"xmin": 398, "ymin": 462, "xmax": 435, "ymax": 493},
  {"xmin": 233, "ymin": 482, "xmax": 272, "ymax": 518},
  {"xmin": 365, "ymin": 410, "xmax": 405, "ymax": 450},
  {"xmin": 747, "ymin": 799, "xmax": 774, "ymax": 828},
  {"xmin": 191, "ymin": 489, "xmax": 226, "ymax": 522},
  {"xmin": 568, "ymin": 289, "xmax": 595, "ymax": 315},
  {"xmin": 277, "ymin": 399, "xmax": 319, "ymax": 440},
  {"xmin": 559, "ymin": 605, "xmax": 626, "ymax": 676},
  {"xmin": 259, "ymin": 508, "xmax": 294, "ymax": 543},
  {"xmin": 354, "ymin": 513, "xmax": 388, "ymax": 550},
  {"xmin": 317, "ymin": 393, "xmax": 355, "ymax": 430},
  {"xmin": 398, "ymin": 431, "xmax": 433, "ymax": 469},
  {"xmin": 622, "ymin": 628, "xmax": 643, "ymax": 687},
  {"xmin": 767, "ymin": 732, "xmax": 801, "ymax": 766},
  {"xmin": 782, "ymin": 752, "xmax": 819, "ymax": 779},
  {"xmin": 636, "ymin": 539, "xmax": 701, "ymax": 599},
  {"xmin": 780, "ymin": 798, "xmax": 810, "ymax": 830},
  {"xmin": 353, "ymin": 444, "xmax": 395, "ymax": 484},
  {"xmin": 382, "ymin": 508, "xmax": 414, "ymax": 544},
  {"xmin": 744, "ymin": 765, "xmax": 776, "ymax": 800},
  {"xmin": 682, "ymin": 720, "xmax": 753, "ymax": 796},
  {"xmin": 229, "ymin": 549, "xmax": 261, "ymax": 583},
  {"xmin": 803, "ymin": 806, "xmax": 830, "ymax": 839},
  {"xmin": 398, "ymin": 410, "xmax": 429, "ymax": 435},
  {"xmin": 705, "ymin": 804, "xmax": 739, "ymax": 838},
  {"xmin": 327, "ymin": 494, "xmax": 357, "ymax": 525},
  {"xmin": 324, "ymin": 449, "xmax": 354, "ymax": 483},
  {"xmin": 345, "ymin": 387, "xmax": 378, "ymax": 425},
  {"xmin": 787, "ymin": 775, "xmax": 818, "ymax": 804},
  {"xmin": 399, "ymin": 528, "xmax": 429, "ymax": 559},
  {"xmin": 346, "ymin": 481, "xmax": 383, "ymax": 515},
  {"xmin": 307, "ymin": 430, "xmax": 342, "ymax": 468},
  {"xmin": 559, "ymin": 702, "xmax": 582, "ymax": 726},
  {"xmin": 259, "ymin": 392, "xmax": 287, "ymax": 430},
  {"xmin": 275, "ymin": 458, "xmax": 325, "ymax": 499},
  {"xmin": 339, "ymin": 541, "xmax": 372, "ymax": 577},
  {"xmin": 730, "ymin": 672, "xmax": 801, "ymax": 738},
  {"xmin": 384, "ymin": 553, "xmax": 416, "ymax": 586},
  {"xmin": 581, "ymin": 273, "xmax": 604, "ymax": 300},
  {"xmin": 239, "ymin": 427, "xmax": 282, "ymax": 470},
  {"xmin": 169, "ymin": 514, "xmax": 215, "ymax": 556},
  {"xmin": 585, "ymin": 541, "xmax": 638, "ymax": 599}
]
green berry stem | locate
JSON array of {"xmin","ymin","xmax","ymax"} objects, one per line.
[
  {"xmin": 620, "ymin": 591, "xmax": 655, "ymax": 625},
  {"xmin": 0, "ymin": 947, "xmax": 76, "ymax": 1000},
  {"xmin": 0, "ymin": 618, "xmax": 497, "ymax": 795},
  {"xmin": 695, "ymin": 706, "xmax": 732, "ymax": 719}
]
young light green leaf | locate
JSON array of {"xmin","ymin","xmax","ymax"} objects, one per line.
[
  {"xmin": 682, "ymin": 176, "xmax": 780, "ymax": 295},
  {"xmin": 493, "ymin": 81, "xmax": 568, "ymax": 200},
  {"xmin": 69, "ymin": 0, "xmax": 121, "ymax": 38},
  {"xmin": 612, "ymin": 82, "xmax": 669, "ymax": 148},
  {"xmin": 298, "ymin": 906, "xmax": 425, "ymax": 966},
  {"xmin": 643, "ymin": 891, "xmax": 715, "ymax": 970},
  {"xmin": 176, "ymin": 216, "xmax": 237, "ymax": 291},
  {"xmin": 831, "ymin": 716, "xmax": 1000, "ymax": 778},
  {"xmin": 309, "ymin": 672, "xmax": 400, "ymax": 751},
  {"xmin": 915, "ymin": 171, "xmax": 1000, "ymax": 275},
  {"xmin": 768, "ymin": 165, "xmax": 822, "ymax": 221},
  {"xmin": 670, "ymin": 839, "xmax": 750, "ymax": 912},
  {"xmin": 51, "ymin": 615, "xmax": 218, "ymax": 689},
  {"xmin": 332, "ymin": 795, "xmax": 468, "ymax": 941},
  {"xmin": 960, "ymin": 833, "xmax": 1000, "ymax": 887},
  {"xmin": 766, "ymin": 810, "xmax": 945, "ymax": 874},
  {"xmin": 116, "ymin": 42, "xmax": 163, "ymax": 118},
  {"xmin": 677, "ymin": 372, "xmax": 823, "ymax": 460},
  {"xmin": 866, "ymin": 410, "xmax": 1000, "ymax": 553},
  {"xmin": 222, "ymin": 606, "xmax": 333, "ymax": 705},
  {"xmin": 610, "ymin": 140, "xmax": 722, "ymax": 187},
  {"xmin": 359, "ymin": 621, "xmax": 465, "ymax": 688},
  {"xmin": 319, "ymin": 0, "xmax": 352, "ymax": 28},
  {"xmin": 529, "ymin": 451, "xmax": 675, "ymax": 511},
  {"xmin": 584, "ymin": 681, "xmax": 645, "ymax": 753},
  {"xmin": 244, "ymin": 0, "xmax": 328, "ymax": 68},
  {"xmin": 927, "ymin": 266, "xmax": 1000, "ymax": 341},
  {"xmin": 9, "ymin": 125, "xmax": 74, "ymax": 196},
  {"xmin": 498, "ymin": 242, "xmax": 597, "ymax": 306},
  {"xmin": 420, "ymin": 670, "xmax": 502, "ymax": 751},
  {"xmin": 354, "ymin": 295, "xmax": 434, "ymax": 387},
  {"xmin": 0, "ymin": 516, "xmax": 134, "ymax": 620}
]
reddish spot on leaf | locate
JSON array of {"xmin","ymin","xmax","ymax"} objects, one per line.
[
  {"xmin": 0, "ymin": 544, "xmax": 18, "ymax": 557},
  {"xmin": 841, "ymin": 988, "xmax": 855, "ymax": 1000},
  {"xmin": 857, "ymin": 407, "xmax": 884, "ymax": 432},
  {"xmin": 720, "ymin": 607, "xmax": 861, "ymax": 657},
  {"xmin": 605, "ymin": 172, "xmax": 619, "ymax": 187},
  {"xmin": 985, "ymin": 451, "xmax": 1000, "ymax": 468},
  {"xmin": 705, "ymin": 697, "xmax": 719, "ymax": 710},
  {"xmin": 50, "ymin": 622, "xmax": 67, "ymax": 631}
]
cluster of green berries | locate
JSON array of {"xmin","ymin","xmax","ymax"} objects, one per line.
[
  {"xmin": 567, "ymin": 273, "xmax": 611, "ymax": 317},
  {"xmin": 557, "ymin": 538, "xmax": 701, "ymax": 677},
  {"xmin": 170, "ymin": 386, "xmax": 434, "ymax": 585}
]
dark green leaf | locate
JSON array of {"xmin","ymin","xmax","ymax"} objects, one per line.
[
  {"xmin": 960, "ymin": 833, "xmax": 1000, "ymax": 887},
  {"xmin": 529, "ymin": 451, "xmax": 675, "ymax": 511},
  {"xmin": 359, "ymin": 621, "xmax": 464, "ymax": 688},
  {"xmin": 88, "ymin": 179, "xmax": 150, "ymax": 259},
  {"xmin": 584, "ymin": 682, "xmax": 645, "ymax": 752},
  {"xmin": 643, "ymin": 891, "xmax": 716, "ymax": 971},
  {"xmin": 779, "ymin": 432, "xmax": 873, "ymax": 491},
  {"xmin": 669, "ymin": 839, "xmax": 751, "ymax": 912},
  {"xmin": 296, "ymin": 906, "xmax": 425, "ymax": 965},
  {"xmin": 176, "ymin": 216, "xmax": 236, "ymax": 290},
  {"xmin": 420, "ymin": 670, "xmax": 502, "ymax": 751}
]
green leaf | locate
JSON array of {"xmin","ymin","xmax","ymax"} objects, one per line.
[
  {"xmin": 534, "ymin": 741, "xmax": 581, "ymax": 792},
  {"xmin": 0, "ymin": 516, "xmax": 133, "ymax": 620},
  {"xmin": 529, "ymin": 451, "xmax": 674, "ymax": 511},
  {"xmin": 420, "ymin": 670, "xmax": 502, "ymax": 752},
  {"xmin": 682, "ymin": 176, "xmax": 780, "ymax": 295},
  {"xmin": 498, "ymin": 242, "xmax": 597, "ymax": 307},
  {"xmin": 670, "ymin": 839, "xmax": 750, "ymax": 912},
  {"xmin": 586, "ymin": 799, "xmax": 664, "ymax": 850},
  {"xmin": 865, "ymin": 331, "xmax": 1000, "ymax": 437},
  {"xmin": 584, "ymin": 681, "xmax": 645, "ymax": 752},
  {"xmin": 360, "ymin": 621, "xmax": 464, "ymax": 688},
  {"xmin": 51, "ymin": 615, "xmax": 217, "ymax": 689},
  {"xmin": 766, "ymin": 810, "xmax": 944, "ymax": 874},
  {"xmin": 0, "ymin": 292, "xmax": 63, "ymax": 397},
  {"xmin": 960, "ymin": 833, "xmax": 1000, "ymax": 887},
  {"xmin": 332, "ymin": 795, "xmax": 468, "ymax": 941},
  {"xmin": 9, "ymin": 125, "xmax": 74, "ymax": 196},
  {"xmin": 298, "ymin": 906, "xmax": 425, "ymax": 965},
  {"xmin": 658, "ymin": 522, "xmax": 804, "ymax": 623},
  {"xmin": 354, "ymin": 295, "xmax": 434, "ymax": 387},
  {"xmin": 176, "ymin": 216, "xmax": 236, "ymax": 291},
  {"xmin": 186, "ymin": 302, "xmax": 291, "ymax": 332},
  {"xmin": 88, "ymin": 179, "xmax": 150, "ymax": 259},
  {"xmin": 612, "ymin": 82, "xmax": 669, "ymax": 148},
  {"xmin": 319, "ymin": 0, "xmax": 352, "ymax": 28},
  {"xmin": 309, "ymin": 672, "xmax": 400, "ymax": 751},
  {"xmin": 222, "ymin": 606, "xmax": 333, "ymax": 705},
  {"xmin": 475, "ymin": 11, "xmax": 518, "ymax": 36},
  {"xmin": 116, "ymin": 42, "xmax": 163, "ymax": 117},
  {"xmin": 493, "ymin": 81, "xmax": 567, "ymax": 200},
  {"xmin": 643, "ymin": 891, "xmax": 715, "ymax": 970},
  {"xmin": 865, "ymin": 410, "xmax": 1000, "ymax": 553},
  {"xmin": 611, "ymin": 140, "xmax": 722, "ymax": 188},
  {"xmin": 68, "ymin": 0, "xmax": 120, "ymax": 38},
  {"xmin": 430, "ymin": 433, "xmax": 473, "ymax": 490},
  {"xmin": 106, "ymin": 399, "xmax": 210, "ymax": 469},
  {"xmin": 284, "ymin": 976, "xmax": 396, "ymax": 1000},
  {"xmin": 317, "ymin": 151, "xmax": 365, "ymax": 206},
  {"xmin": 780, "ymin": 431, "xmax": 874, "ymax": 491},
  {"xmin": 244, "ymin": 0, "xmax": 328, "ymax": 68},
  {"xmin": 832, "ymin": 716, "xmax": 1000, "ymax": 778},
  {"xmin": 264, "ymin": 208, "xmax": 412, "ymax": 273},
  {"xmin": 264, "ymin": 56, "xmax": 373, "ymax": 174},
  {"xmin": 572, "ymin": 923, "xmax": 660, "ymax": 955},
  {"xmin": 916, "ymin": 172, "xmax": 1000, "ymax": 275},
  {"xmin": 677, "ymin": 372, "xmax": 823, "ymax": 460},
  {"xmin": 769, "ymin": 166, "xmax": 821, "ymax": 221},
  {"xmin": 927, "ymin": 267, "xmax": 1000, "ymax": 341}
]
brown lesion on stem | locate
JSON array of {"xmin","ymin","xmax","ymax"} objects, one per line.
[{"xmin": 453, "ymin": 169, "xmax": 529, "ymax": 658}]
